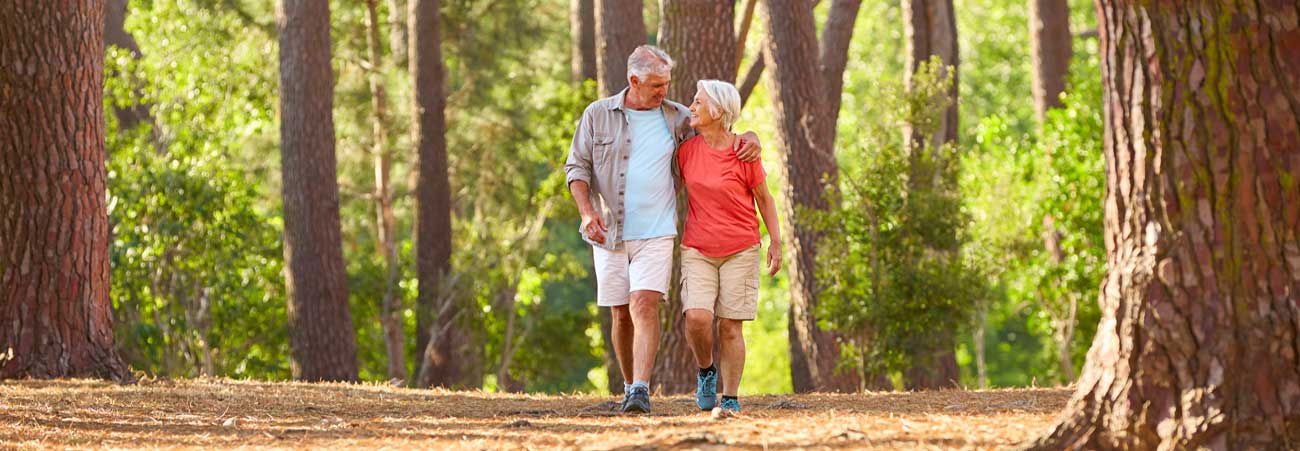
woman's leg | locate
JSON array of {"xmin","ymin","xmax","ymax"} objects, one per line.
[
  {"xmin": 717, "ymin": 318, "xmax": 746, "ymax": 397},
  {"xmin": 684, "ymin": 308, "xmax": 715, "ymax": 368}
]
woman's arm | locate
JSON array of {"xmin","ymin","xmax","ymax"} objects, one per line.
[{"xmin": 752, "ymin": 184, "xmax": 783, "ymax": 276}]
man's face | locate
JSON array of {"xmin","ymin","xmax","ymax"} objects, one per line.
[{"xmin": 629, "ymin": 71, "xmax": 670, "ymax": 107}]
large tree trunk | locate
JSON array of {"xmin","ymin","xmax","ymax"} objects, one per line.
[
  {"xmin": 365, "ymin": 0, "xmax": 408, "ymax": 384},
  {"xmin": 1028, "ymin": 0, "xmax": 1070, "ymax": 123},
  {"xmin": 901, "ymin": 0, "xmax": 960, "ymax": 390},
  {"xmin": 410, "ymin": 0, "xmax": 465, "ymax": 389},
  {"xmin": 1026, "ymin": 1, "xmax": 1300, "ymax": 449},
  {"xmin": 0, "ymin": 0, "xmax": 132, "ymax": 382},
  {"xmin": 570, "ymin": 0, "xmax": 598, "ymax": 82},
  {"xmin": 761, "ymin": 0, "xmax": 859, "ymax": 393},
  {"xmin": 651, "ymin": 0, "xmax": 737, "ymax": 395},
  {"xmin": 594, "ymin": 0, "xmax": 645, "ymax": 96},
  {"xmin": 277, "ymin": 0, "xmax": 359, "ymax": 382}
]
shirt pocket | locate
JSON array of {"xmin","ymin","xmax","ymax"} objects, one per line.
[{"xmin": 592, "ymin": 134, "xmax": 615, "ymax": 166}]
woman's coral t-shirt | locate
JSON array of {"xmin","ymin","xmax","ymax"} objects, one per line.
[{"xmin": 678, "ymin": 135, "xmax": 767, "ymax": 258}]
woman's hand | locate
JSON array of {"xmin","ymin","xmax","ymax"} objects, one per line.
[{"xmin": 765, "ymin": 240, "xmax": 782, "ymax": 276}]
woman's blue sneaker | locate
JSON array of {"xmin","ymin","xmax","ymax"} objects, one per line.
[{"xmin": 696, "ymin": 369, "xmax": 718, "ymax": 410}]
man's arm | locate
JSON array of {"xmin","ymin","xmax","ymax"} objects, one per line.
[
  {"xmin": 735, "ymin": 130, "xmax": 762, "ymax": 162},
  {"xmin": 565, "ymin": 107, "xmax": 606, "ymax": 244},
  {"xmin": 752, "ymin": 185, "xmax": 783, "ymax": 276}
]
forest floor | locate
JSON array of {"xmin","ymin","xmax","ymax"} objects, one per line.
[{"xmin": 0, "ymin": 378, "xmax": 1071, "ymax": 450}]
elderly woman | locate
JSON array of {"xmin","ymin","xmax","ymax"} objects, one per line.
[{"xmin": 677, "ymin": 79, "xmax": 782, "ymax": 416}]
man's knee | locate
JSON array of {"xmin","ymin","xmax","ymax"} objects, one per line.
[
  {"xmin": 684, "ymin": 309, "xmax": 713, "ymax": 332},
  {"xmin": 629, "ymin": 291, "xmax": 660, "ymax": 318},
  {"xmin": 611, "ymin": 305, "xmax": 632, "ymax": 325}
]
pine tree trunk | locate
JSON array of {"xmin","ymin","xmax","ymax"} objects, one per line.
[
  {"xmin": 410, "ymin": 0, "xmax": 465, "ymax": 389},
  {"xmin": 277, "ymin": 0, "xmax": 359, "ymax": 382},
  {"xmin": 0, "ymin": 0, "xmax": 132, "ymax": 382},
  {"xmin": 365, "ymin": 0, "xmax": 408, "ymax": 384},
  {"xmin": 594, "ymin": 0, "xmax": 645, "ymax": 96},
  {"xmin": 1026, "ymin": 1, "xmax": 1300, "ymax": 448},
  {"xmin": 902, "ymin": 0, "xmax": 960, "ymax": 390},
  {"xmin": 1028, "ymin": 0, "xmax": 1070, "ymax": 123},
  {"xmin": 818, "ymin": 0, "xmax": 862, "ymax": 128},
  {"xmin": 570, "ymin": 0, "xmax": 598, "ymax": 82},
  {"xmin": 658, "ymin": 0, "xmax": 735, "ymax": 104},
  {"xmin": 761, "ymin": 0, "xmax": 859, "ymax": 393},
  {"xmin": 650, "ymin": 0, "xmax": 738, "ymax": 395}
]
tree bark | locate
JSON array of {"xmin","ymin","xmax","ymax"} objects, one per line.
[
  {"xmin": 1026, "ymin": 1, "xmax": 1300, "ymax": 448},
  {"xmin": 570, "ymin": 0, "xmax": 598, "ymax": 82},
  {"xmin": 650, "ymin": 0, "xmax": 737, "ymax": 394},
  {"xmin": 594, "ymin": 0, "xmax": 645, "ymax": 96},
  {"xmin": 761, "ymin": 0, "xmax": 859, "ymax": 393},
  {"xmin": 365, "ymin": 0, "xmax": 408, "ymax": 384},
  {"xmin": 658, "ymin": 0, "xmax": 735, "ymax": 104},
  {"xmin": 734, "ymin": 0, "xmax": 758, "ymax": 73},
  {"xmin": 0, "ymin": 0, "xmax": 132, "ymax": 382},
  {"xmin": 387, "ymin": 0, "xmax": 408, "ymax": 67},
  {"xmin": 277, "ymin": 0, "xmax": 359, "ymax": 382},
  {"xmin": 410, "ymin": 0, "xmax": 464, "ymax": 389},
  {"xmin": 1028, "ymin": 0, "xmax": 1070, "ymax": 123},
  {"xmin": 818, "ymin": 0, "xmax": 862, "ymax": 130},
  {"xmin": 901, "ymin": 0, "xmax": 960, "ymax": 390}
]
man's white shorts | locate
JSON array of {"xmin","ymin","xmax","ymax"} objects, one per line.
[{"xmin": 592, "ymin": 236, "xmax": 675, "ymax": 307}]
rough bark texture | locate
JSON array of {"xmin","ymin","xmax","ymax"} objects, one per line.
[
  {"xmin": 818, "ymin": 0, "xmax": 862, "ymax": 130},
  {"xmin": 651, "ymin": 0, "xmax": 737, "ymax": 395},
  {"xmin": 595, "ymin": 0, "xmax": 646, "ymax": 96},
  {"xmin": 570, "ymin": 0, "xmax": 598, "ymax": 82},
  {"xmin": 761, "ymin": 0, "xmax": 858, "ymax": 393},
  {"xmin": 902, "ymin": 0, "xmax": 961, "ymax": 390},
  {"xmin": 365, "ymin": 0, "xmax": 408, "ymax": 383},
  {"xmin": 1028, "ymin": 0, "xmax": 1071, "ymax": 122},
  {"xmin": 410, "ymin": 0, "xmax": 464, "ymax": 389},
  {"xmin": 277, "ymin": 0, "xmax": 359, "ymax": 382},
  {"xmin": 0, "ymin": 0, "xmax": 132, "ymax": 382},
  {"xmin": 1027, "ymin": 1, "xmax": 1300, "ymax": 449},
  {"xmin": 659, "ymin": 0, "xmax": 735, "ymax": 104}
]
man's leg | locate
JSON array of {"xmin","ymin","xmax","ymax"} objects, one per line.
[
  {"xmin": 610, "ymin": 305, "xmax": 634, "ymax": 387},
  {"xmin": 628, "ymin": 289, "xmax": 661, "ymax": 384}
]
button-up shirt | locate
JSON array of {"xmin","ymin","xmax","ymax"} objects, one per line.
[{"xmin": 565, "ymin": 88, "xmax": 695, "ymax": 250}]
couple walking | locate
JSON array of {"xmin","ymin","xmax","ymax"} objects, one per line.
[{"xmin": 565, "ymin": 45, "xmax": 783, "ymax": 416}]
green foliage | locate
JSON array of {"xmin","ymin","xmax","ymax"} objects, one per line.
[
  {"xmin": 105, "ymin": 0, "xmax": 285, "ymax": 378},
  {"xmin": 812, "ymin": 59, "xmax": 984, "ymax": 380}
]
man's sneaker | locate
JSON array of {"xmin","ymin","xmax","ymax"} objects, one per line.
[
  {"xmin": 622, "ymin": 386, "xmax": 651, "ymax": 413},
  {"xmin": 696, "ymin": 369, "xmax": 718, "ymax": 410},
  {"xmin": 710, "ymin": 398, "xmax": 740, "ymax": 419}
]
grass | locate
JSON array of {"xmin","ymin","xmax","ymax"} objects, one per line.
[{"xmin": 0, "ymin": 378, "xmax": 1070, "ymax": 450}]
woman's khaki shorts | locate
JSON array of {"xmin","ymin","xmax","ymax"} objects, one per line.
[{"xmin": 680, "ymin": 244, "xmax": 760, "ymax": 320}]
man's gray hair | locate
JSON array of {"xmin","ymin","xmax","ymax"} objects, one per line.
[
  {"xmin": 626, "ymin": 45, "xmax": 674, "ymax": 80},
  {"xmin": 696, "ymin": 79, "xmax": 741, "ymax": 130}
]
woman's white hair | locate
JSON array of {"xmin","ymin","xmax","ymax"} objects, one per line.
[
  {"xmin": 626, "ymin": 45, "xmax": 674, "ymax": 80},
  {"xmin": 696, "ymin": 79, "xmax": 741, "ymax": 130}
]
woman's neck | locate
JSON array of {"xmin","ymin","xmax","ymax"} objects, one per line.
[{"xmin": 698, "ymin": 125, "xmax": 733, "ymax": 150}]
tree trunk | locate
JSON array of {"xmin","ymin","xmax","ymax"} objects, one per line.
[
  {"xmin": 365, "ymin": 0, "xmax": 408, "ymax": 384},
  {"xmin": 818, "ymin": 0, "xmax": 862, "ymax": 129},
  {"xmin": 1027, "ymin": 0, "xmax": 1070, "ymax": 123},
  {"xmin": 570, "ymin": 0, "xmax": 598, "ymax": 82},
  {"xmin": 903, "ymin": 0, "xmax": 958, "ymax": 150},
  {"xmin": 761, "ymin": 0, "xmax": 859, "ymax": 393},
  {"xmin": 649, "ymin": 0, "xmax": 737, "ymax": 395},
  {"xmin": 410, "ymin": 0, "xmax": 464, "ymax": 389},
  {"xmin": 594, "ymin": 0, "xmax": 645, "ymax": 96},
  {"xmin": 387, "ymin": 0, "xmax": 408, "ymax": 67},
  {"xmin": 0, "ymin": 0, "xmax": 132, "ymax": 382},
  {"xmin": 1026, "ymin": 1, "xmax": 1300, "ymax": 448},
  {"xmin": 658, "ymin": 0, "xmax": 735, "ymax": 103},
  {"xmin": 901, "ymin": 0, "xmax": 960, "ymax": 390},
  {"xmin": 277, "ymin": 0, "xmax": 359, "ymax": 382}
]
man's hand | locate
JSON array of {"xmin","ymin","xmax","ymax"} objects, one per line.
[
  {"xmin": 735, "ymin": 131, "xmax": 762, "ymax": 162},
  {"xmin": 765, "ymin": 240, "xmax": 782, "ymax": 276},
  {"xmin": 581, "ymin": 211, "xmax": 608, "ymax": 245}
]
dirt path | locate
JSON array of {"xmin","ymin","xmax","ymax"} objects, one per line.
[{"xmin": 0, "ymin": 379, "xmax": 1069, "ymax": 450}]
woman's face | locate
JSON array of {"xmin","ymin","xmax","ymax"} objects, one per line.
[{"xmin": 688, "ymin": 90, "xmax": 716, "ymax": 129}]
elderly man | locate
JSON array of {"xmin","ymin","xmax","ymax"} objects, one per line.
[{"xmin": 564, "ymin": 45, "xmax": 760, "ymax": 414}]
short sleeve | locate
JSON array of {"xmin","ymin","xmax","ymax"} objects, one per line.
[{"xmin": 746, "ymin": 156, "xmax": 767, "ymax": 189}]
